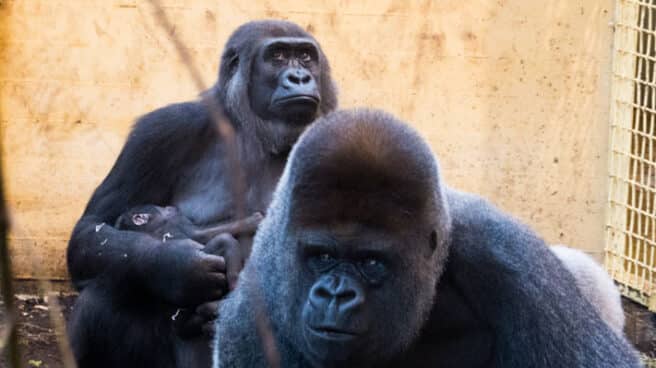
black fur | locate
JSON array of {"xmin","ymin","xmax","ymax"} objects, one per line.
[
  {"xmin": 115, "ymin": 204, "xmax": 262, "ymax": 245},
  {"xmin": 66, "ymin": 20, "xmax": 337, "ymax": 368},
  {"xmin": 213, "ymin": 109, "xmax": 641, "ymax": 368}
]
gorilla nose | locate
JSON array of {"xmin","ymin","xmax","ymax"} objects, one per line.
[
  {"xmin": 282, "ymin": 68, "xmax": 313, "ymax": 88},
  {"xmin": 309, "ymin": 275, "xmax": 365, "ymax": 312}
]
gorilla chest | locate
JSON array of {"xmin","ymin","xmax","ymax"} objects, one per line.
[
  {"xmin": 398, "ymin": 278, "xmax": 494, "ymax": 367},
  {"xmin": 170, "ymin": 144, "xmax": 281, "ymax": 225}
]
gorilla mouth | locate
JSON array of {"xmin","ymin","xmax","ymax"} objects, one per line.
[
  {"xmin": 308, "ymin": 325, "xmax": 359, "ymax": 342},
  {"xmin": 274, "ymin": 95, "xmax": 320, "ymax": 106}
]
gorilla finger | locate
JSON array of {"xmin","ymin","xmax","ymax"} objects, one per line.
[
  {"xmin": 202, "ymin": 321, "xmax": 216, "ymax": 338},
  {"xmin": 206, "ymin": 273, "xmax": 228, "ymax": 296},
  {"xmin": 196, "ymin": 301, "xmax": 220, "ymax": 319},
  {"xmin": 204, "ymin": 233, "xmax": 239, "ymax": 256},
  {"xmin": 223, "ymin": 244, "xmax": 244, "ymax": 290},
  {"xmin": 206, "ymin": 289, "xmax": 227, "ymax": 302},
  {"xmin": 202, "ymin": 254, "xmax": 226, "ymax": 272}
]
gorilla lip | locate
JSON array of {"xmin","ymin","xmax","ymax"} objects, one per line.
[
  {"xmin": 274, "ymin": 94, "xmax": 320, "ymax": 106},
  {"xmin": 308, "ymin": 325, "xmax": 360, "ymax": 341}
]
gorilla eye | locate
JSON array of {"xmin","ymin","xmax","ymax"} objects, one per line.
[
  {"xmin": 306, "ymin": 250, "xmax": 337, "ymax": 272},
  {"xmin": 358, "ymin": 257, "xmax": 387, "ymax": 283},
  {"xmin": 272, "ymin": 50, "xmax": 285, "ymax": 61},
  {"xmin": 364, "ymin": 258, "xmax": 379, "ymax": 267},
  {"xmin": 131, "ymin": 213, "xmax": 150, "ymax": 226},
  {"xmin": 319, "ymin": 253, "xmax": 333, "ymax": 262},
  {"xmin": 299, "ymin": 51, "xmax": 312, "ymax": 62}
]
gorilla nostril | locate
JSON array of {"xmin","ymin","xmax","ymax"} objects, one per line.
[
  {"xmin": 337, "ymin": 289, "xmax": 356, "ymax": 302},
  {"xmin": 300, "ymin": 75, "xmax": 311, "ymax": 84},
  {"xmin": 309, "ymin": 283, "xmax": 335, "ymax": 307},
  {"xmin": 337, "ymin": 289, "xmax": 365, "ymax": 311},
  {"xmin": 316, "ymin": 287, "xmax": 332, "ymax": 299},
  {"xmin": 287, "ymin": 74, "xmax": 301, "ymax": 85}
]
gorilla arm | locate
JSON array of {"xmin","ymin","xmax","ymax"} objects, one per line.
[
  {"xmin": 67, "ymin": 102, "xmax": 228, "ymax": 306},
  {"xmin": 445, "ymin": 189, "xmax": 640, "ymax": 367}
]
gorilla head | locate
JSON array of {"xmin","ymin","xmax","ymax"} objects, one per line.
[
  {"xmin": 215, "ymin": 109, "xmax": 451, "ymax": 367},
  {"xmin": 114, "ymin": 205, "xmax": 186, "ymax": 233},
  {"xmin": 215, "ymin": 20, "xmax": 338, "ymax": 154}
]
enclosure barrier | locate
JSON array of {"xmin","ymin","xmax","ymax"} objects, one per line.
[{"xmin": 607, "ymin": 0, "xmax": 656, "ymax": 312}]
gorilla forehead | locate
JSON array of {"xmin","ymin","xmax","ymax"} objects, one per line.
[
  {"xmin": 225, "ymin": 19, "xmax": 312, "ymax": 47},
  {"xmin": 218, "ymin": 20, "xmax": 315, "ymax": 80},
  {"xmin": 288, "ymin": 109, "xmax": 442, "ymax": 230}
]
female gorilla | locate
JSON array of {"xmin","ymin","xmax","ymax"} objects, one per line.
[
  {"xmin": 214, "ymin": 109, "xmax": 640, "ymax": 367},
  {"xmin": 66, "ymin": 20, "xmax": 337, "ymax": 368}
]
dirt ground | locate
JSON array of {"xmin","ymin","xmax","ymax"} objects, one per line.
[
  {"xmin": 0, "ymin": 293, "xmax": 654, "ymax": 368},
  {"xmin": 0, "ymin": 293, "xmax": 76, "ymax": 368}
]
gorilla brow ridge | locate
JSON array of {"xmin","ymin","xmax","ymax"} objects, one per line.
[{"xmin": 289, "ymin": 109, "xmax": 441, "ymax": 229}]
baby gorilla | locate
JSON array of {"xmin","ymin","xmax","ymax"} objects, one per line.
[
  {"xmin": 115, "ymin": 205, "xmax": 263, "ymax": 289},
  {"xmin": 113, "ymin": 205, "xmax": 263, "ymax": 367}
]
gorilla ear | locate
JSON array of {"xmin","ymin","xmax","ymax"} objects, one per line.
[{"xmin": 429, "ymin": 230, "xmax": 438, "ymax": 253}]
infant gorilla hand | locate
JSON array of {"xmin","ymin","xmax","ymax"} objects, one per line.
[
  {"xmin": 145, "ymin": 238, "xmax": 228, "ymax": 306},
  {"xmin": 203, "ymin": 233, "xmax": 245, "ymax": 291}
]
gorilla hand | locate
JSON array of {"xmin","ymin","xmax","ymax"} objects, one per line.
[
  {"xmin": 203, "ymin": 233, "xmax": 245, "ymax": 291},
  {"xmin": 143, "ymin": 238, "xmax": 227, "ymax": 306},
  {"xmin": 170, "ymin": 234, "xmax": 244, "ymax": 340},
  {"xmin": 172, "ymin": 300, "xmax": 220, "ymax": 339}
]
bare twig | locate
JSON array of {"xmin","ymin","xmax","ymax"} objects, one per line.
[
  {"xmin": 0, "ymin": 141, "xmax": 20, "ymax": 368},
  {"xmin": 252, "ymin": 288, "xmax": 281, "ymax": 368},
  {"xmin": 144, "ymin": 3, "xmax": 280, "ymax": 367},
  {"xmin": 145, "ymin": 0, "xmax": 247, "ymax": 219},
  {"xmin": 42, "ymin": 287, "xmax": 77, "ymax": 368}
]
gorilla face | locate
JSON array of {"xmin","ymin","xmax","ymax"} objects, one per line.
[
  {"xmin": 115, "ymin": 205, "xmax": 190, "ymax": 233},
  {"xmin": 296, "ymin": 226, "xmax": 393, "ymax": 365},
  {"xmin": 248, "ymin": 37, "xmax": 322, "ymax": 125},
  {"xmin": 289, "ymin": 220, "xmax": 439, "ymax": 367},
  {"xmin": 216, "ymin": 20, "xmax": 337, "ymax": 154}
]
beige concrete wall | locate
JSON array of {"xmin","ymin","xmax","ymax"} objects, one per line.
[{"xmin": 0, "ymin": 0, "xmax": 614, "ymax": 279}]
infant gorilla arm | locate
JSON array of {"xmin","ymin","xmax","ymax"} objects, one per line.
[
  {"xmin": 213, "ymin": 109, "xmax": 641, "ymax": 368},
  {"xmin": 115, "ymin": 204, "xmax": 263, "ymax": 289},
  {"xmin": 115, "ymin": 204, "xmax": 263, "ymax": 243}
]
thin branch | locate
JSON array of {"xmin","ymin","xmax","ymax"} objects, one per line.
[
  {"xmin": 0, "ymin": 144, "xmax": 20, "ymax": 368},
  {"xmin": 144, "ymin": 3, "xmax": 280, "ymax": 367},
  {"xmin": 42, "ymin": 286, "xmax": 77, "ymax": 368},
  {"xmin": 144, "ymin": 0, "xmax": 247, "ymax": 219}
]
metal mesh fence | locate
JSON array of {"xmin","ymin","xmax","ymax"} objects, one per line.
[{"xmin": 607, "ymin": 0, "xmax": 656, "ymax": 312}]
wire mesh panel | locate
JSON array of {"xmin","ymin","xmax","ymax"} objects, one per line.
[{"xmin": 607, "ymin": 0, "xmax": 656, "ymax": 311}]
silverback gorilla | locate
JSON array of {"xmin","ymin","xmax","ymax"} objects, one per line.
[
  {"xmin": 213, "ymin": 109, "xmax": 641, "ymax": 368},
  {"xmin": 67, "ymin": 20, "xmax": 337, "ymax": 368}
]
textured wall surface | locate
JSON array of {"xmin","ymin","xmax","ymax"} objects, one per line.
[{"xmin": 0, "ymin": 0, "xmax": 614, "ymax": 279}]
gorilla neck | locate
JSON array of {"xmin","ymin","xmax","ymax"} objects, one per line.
[
  {"xmin": 252, "ymin": 118, "xmax": 308, "ymax": 155},
  {"xmin": 218, "ymin": 79, "xmax": 311, "ymax": 156}
]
